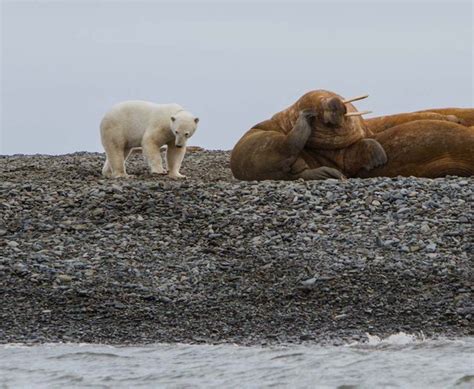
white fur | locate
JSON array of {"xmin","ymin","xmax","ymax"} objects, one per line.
[{"xmin": 100, "ymin": 101, "xmax": 198, "ymax": 178}]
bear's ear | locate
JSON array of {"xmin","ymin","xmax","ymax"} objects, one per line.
[
  {"xmin": 171, "ymin": 116, "xmax": 176, "ymax": 122},
  {"xmin": 194, "ymin": 117, "xmax": 199, "ymax": 124}
]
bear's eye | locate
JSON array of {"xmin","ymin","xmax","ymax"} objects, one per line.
[{"xmin": 185, "ymin": 132, "xmax": 190, "ymax": 137}]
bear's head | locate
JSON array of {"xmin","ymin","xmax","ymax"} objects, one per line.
[{"xmin": 170, "ymin": 111, "xmax": 199, "ymax": 148}]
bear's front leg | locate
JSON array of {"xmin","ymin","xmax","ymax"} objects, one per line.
[
  {"xmin": 143, "ymin": 138, "xmax": 167, "ymax": 175},
  {"xmin": 167, "ymin": 144, "xmax": 187, "ymax": 179}
]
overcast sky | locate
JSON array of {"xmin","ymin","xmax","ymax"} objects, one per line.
[{"xmin": 1, "ymin": 0, "xmax": 472, "ymax": 155}]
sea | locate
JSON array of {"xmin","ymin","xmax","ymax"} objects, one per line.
[{"xmin": 1, "ymin": 333, "xmax": 473, "ymax": 388}]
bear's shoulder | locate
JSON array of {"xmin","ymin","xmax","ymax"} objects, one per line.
[
  {"xmin": 110, "ymin": 101, "xmax": 183, "ymax": 113},
  {"xmin": 148, "ymin": 103, "xmax": 183, "ymax": 120}
]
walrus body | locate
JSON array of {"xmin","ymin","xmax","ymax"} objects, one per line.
[
  {"xmin": 357, "ymin": 120, "xmax": 474, "ymax": 178},
  {"xmin": 231, "ymin": 90, "xmax": 474, "ymax": 180},
  {"xmin": 416, "ymin": 108, "xmax": 474, "ymax": 127},
  {"xmin": 365, "ymin": 112, "xmax": 464, "ymax": 134},
  {"xmin": 231, "ymin": 90, "xmax": 387, "ymax": 180}
]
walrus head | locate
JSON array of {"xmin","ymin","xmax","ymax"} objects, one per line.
[
  {"xmin": 320, "ymin": 94, "xmax": 372, "ymax": 127},
  {"xmin": 303, "ymin": 91, "xmax": 373, "ymax": 149},
  {"xmin": 320, "ymin": 97, "xmax": 347, "ymax": 127}
]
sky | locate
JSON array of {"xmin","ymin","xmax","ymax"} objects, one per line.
[{"xmin": 1, "ymin": 0, "xmax": 473, "ymax": 155}]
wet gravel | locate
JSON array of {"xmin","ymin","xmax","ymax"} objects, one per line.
[{"xmin": 0, "ymin": 150, "xmax": 472, "ymax": 345}]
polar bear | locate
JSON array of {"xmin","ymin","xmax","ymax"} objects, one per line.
[{"xmin": 100, "ymin": 101, "xmax": 199, "ymax": 178}]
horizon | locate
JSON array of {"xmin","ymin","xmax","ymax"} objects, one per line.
[{"xmin": 1, "ymin": 0, "xmax": 473, "ymax": 155}]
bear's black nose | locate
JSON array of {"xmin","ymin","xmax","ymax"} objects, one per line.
[{"xmin": 176, "ymin": 145, "xmax": 183, "ymax": 148}]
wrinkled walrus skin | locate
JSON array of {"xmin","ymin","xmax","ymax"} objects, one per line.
[
  {"xmin": 231, "ymin": 90, "xmax": 474, "ymax": 180},
  {"xmin": 359, "ymin": 120, "xmax": 474, "ymax": 178},
  {"xmin": 365, "ymin": 111, "xmax": 466, "ymax": 134},
  {"xmin": 230, "ymin": 90, "xmax": 387, "ymax": 180}
]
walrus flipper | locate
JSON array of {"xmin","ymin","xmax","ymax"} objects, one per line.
[
  {"xmin": 342, "ymin": 138, "xmax": 388, "ymax": 176},
  {"xmin": 284, "ymin": 111, "xmax": 345, "ymax": 180},
  {"xmin": 285, "ymin": 110, "xmax": 315, "ymax": 155},
  {"xmin": 297, "ymin": 166, "xmax": 345, "ymax": 180}
]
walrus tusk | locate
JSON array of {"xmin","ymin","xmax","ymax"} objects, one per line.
[
  {"xmin": 345, "ymin": 110, "xmax": 372, "ymax": 117},
  {"xmin": 343, "ymin": 94, "xmax": 369, "ymax": 104}
]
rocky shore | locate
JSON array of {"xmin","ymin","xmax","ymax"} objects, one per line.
[{"xmin": 0, "ymin": 150, "xmax": 472, "ymax": 345}]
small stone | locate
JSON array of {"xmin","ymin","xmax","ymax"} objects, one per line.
[
  {"xmin": 425, "ymin": 243, "xmax": 437, "ymax": 253},
  {"xmin": 397, "ymin": 207, "xmax": 410, "ymax": 214},
  {"xmin": 92, "ymin": 208, "xmax": 105, "ymax": 216},
  {"xmin": 400, "ymin": 245, "xmax": 410, "ymax": 253},
  {"xmin": 13, "ymin": 263, "xmax": 27, "ymax": 274},
  {"xmin": 300, "ymin": 277, "xmax": 317, "ymax": 289},
  {"xmin": 420, "ymin": 224, "xmax": 430, "ymax": 233},
  {"xmin": 57, "ymin": 274, "xmax": 72, "ymax": 283}
]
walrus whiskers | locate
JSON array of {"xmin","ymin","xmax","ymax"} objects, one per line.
[
  {"xmin": 343, "ymin": 94, "xmax": 369, "ymax": 104},
  {"xmin": 345, "ymin": 110, "xmax": 372, "ymax": 117}
]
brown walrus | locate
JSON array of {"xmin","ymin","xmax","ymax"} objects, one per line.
[
  {"xmin": 231, "ymin": 90, "xmax": 474, "ymax": 180},
  {"xmin": 416, "ymin": 108, "xmax": 474, "ymax": 127},
  {"xmin": 365, "ymin": 111, "xmax": 467, "ymax": 134},
  {"xmin": 358, "ymin": 120, "xmax": 474, "ymax": 177},
  {"xmin": 230, "ymin": 90, "xmax": 387, "ymax": 180}
]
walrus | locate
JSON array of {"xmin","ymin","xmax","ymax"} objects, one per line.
[
  {"xmin": 364, "ymin": 106, "xmax": 474, "ymax": 135},
  {"xmin": 416, "ymin": 108, "xmax": 474, "ymax": 127},
  {"xmin": 365, "ymin": 111, "xmax": 467, "ymax": 134},
  {"xmin": 357, "ymin": 120, "xmax": 474, "ymax": 177},
  {"xmin": 230, "ymin": 90, "xmax": 387, "ymax": 180},
  {"xmin": 231, "ymin": 90, "xmax": 474, "ymax": 180}
]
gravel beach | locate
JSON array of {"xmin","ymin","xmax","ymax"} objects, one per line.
[{"xmin": 0, "ymin": 150, "xmax": 472, "ymax": 345}]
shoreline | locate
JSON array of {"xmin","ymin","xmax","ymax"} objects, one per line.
[
  {"xmin": 1, "ymin": 334, "xmax": 473, "ymax": 348},
  {"xmin": 1, "ymin": 151, "xmax": 472, "ymax": 345}
]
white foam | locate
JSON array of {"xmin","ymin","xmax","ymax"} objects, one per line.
[{"xmin": 365, "ymin": 331, "xmax": 426, "ymax": 346}]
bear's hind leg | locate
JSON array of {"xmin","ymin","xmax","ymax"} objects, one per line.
[{"xmin": 103, "ymin": 145, "xmax": 130, "ymax": 178}]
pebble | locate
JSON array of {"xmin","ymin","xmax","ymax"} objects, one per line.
[
  {"xmin": 420, "ymin": 224, "xmax": 431, "ymax": 233},
  {"xmin": 425, "ymin": 243, "xmax": 437, "ymax": 253},
  {"xmin": 57, "ymin": 274, "xmax": 72, "ymax": 283}
]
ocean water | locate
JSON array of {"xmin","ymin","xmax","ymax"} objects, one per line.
[{"xmin": 1, "ymin": 333, "xmax": 473, "ymax": 388}]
